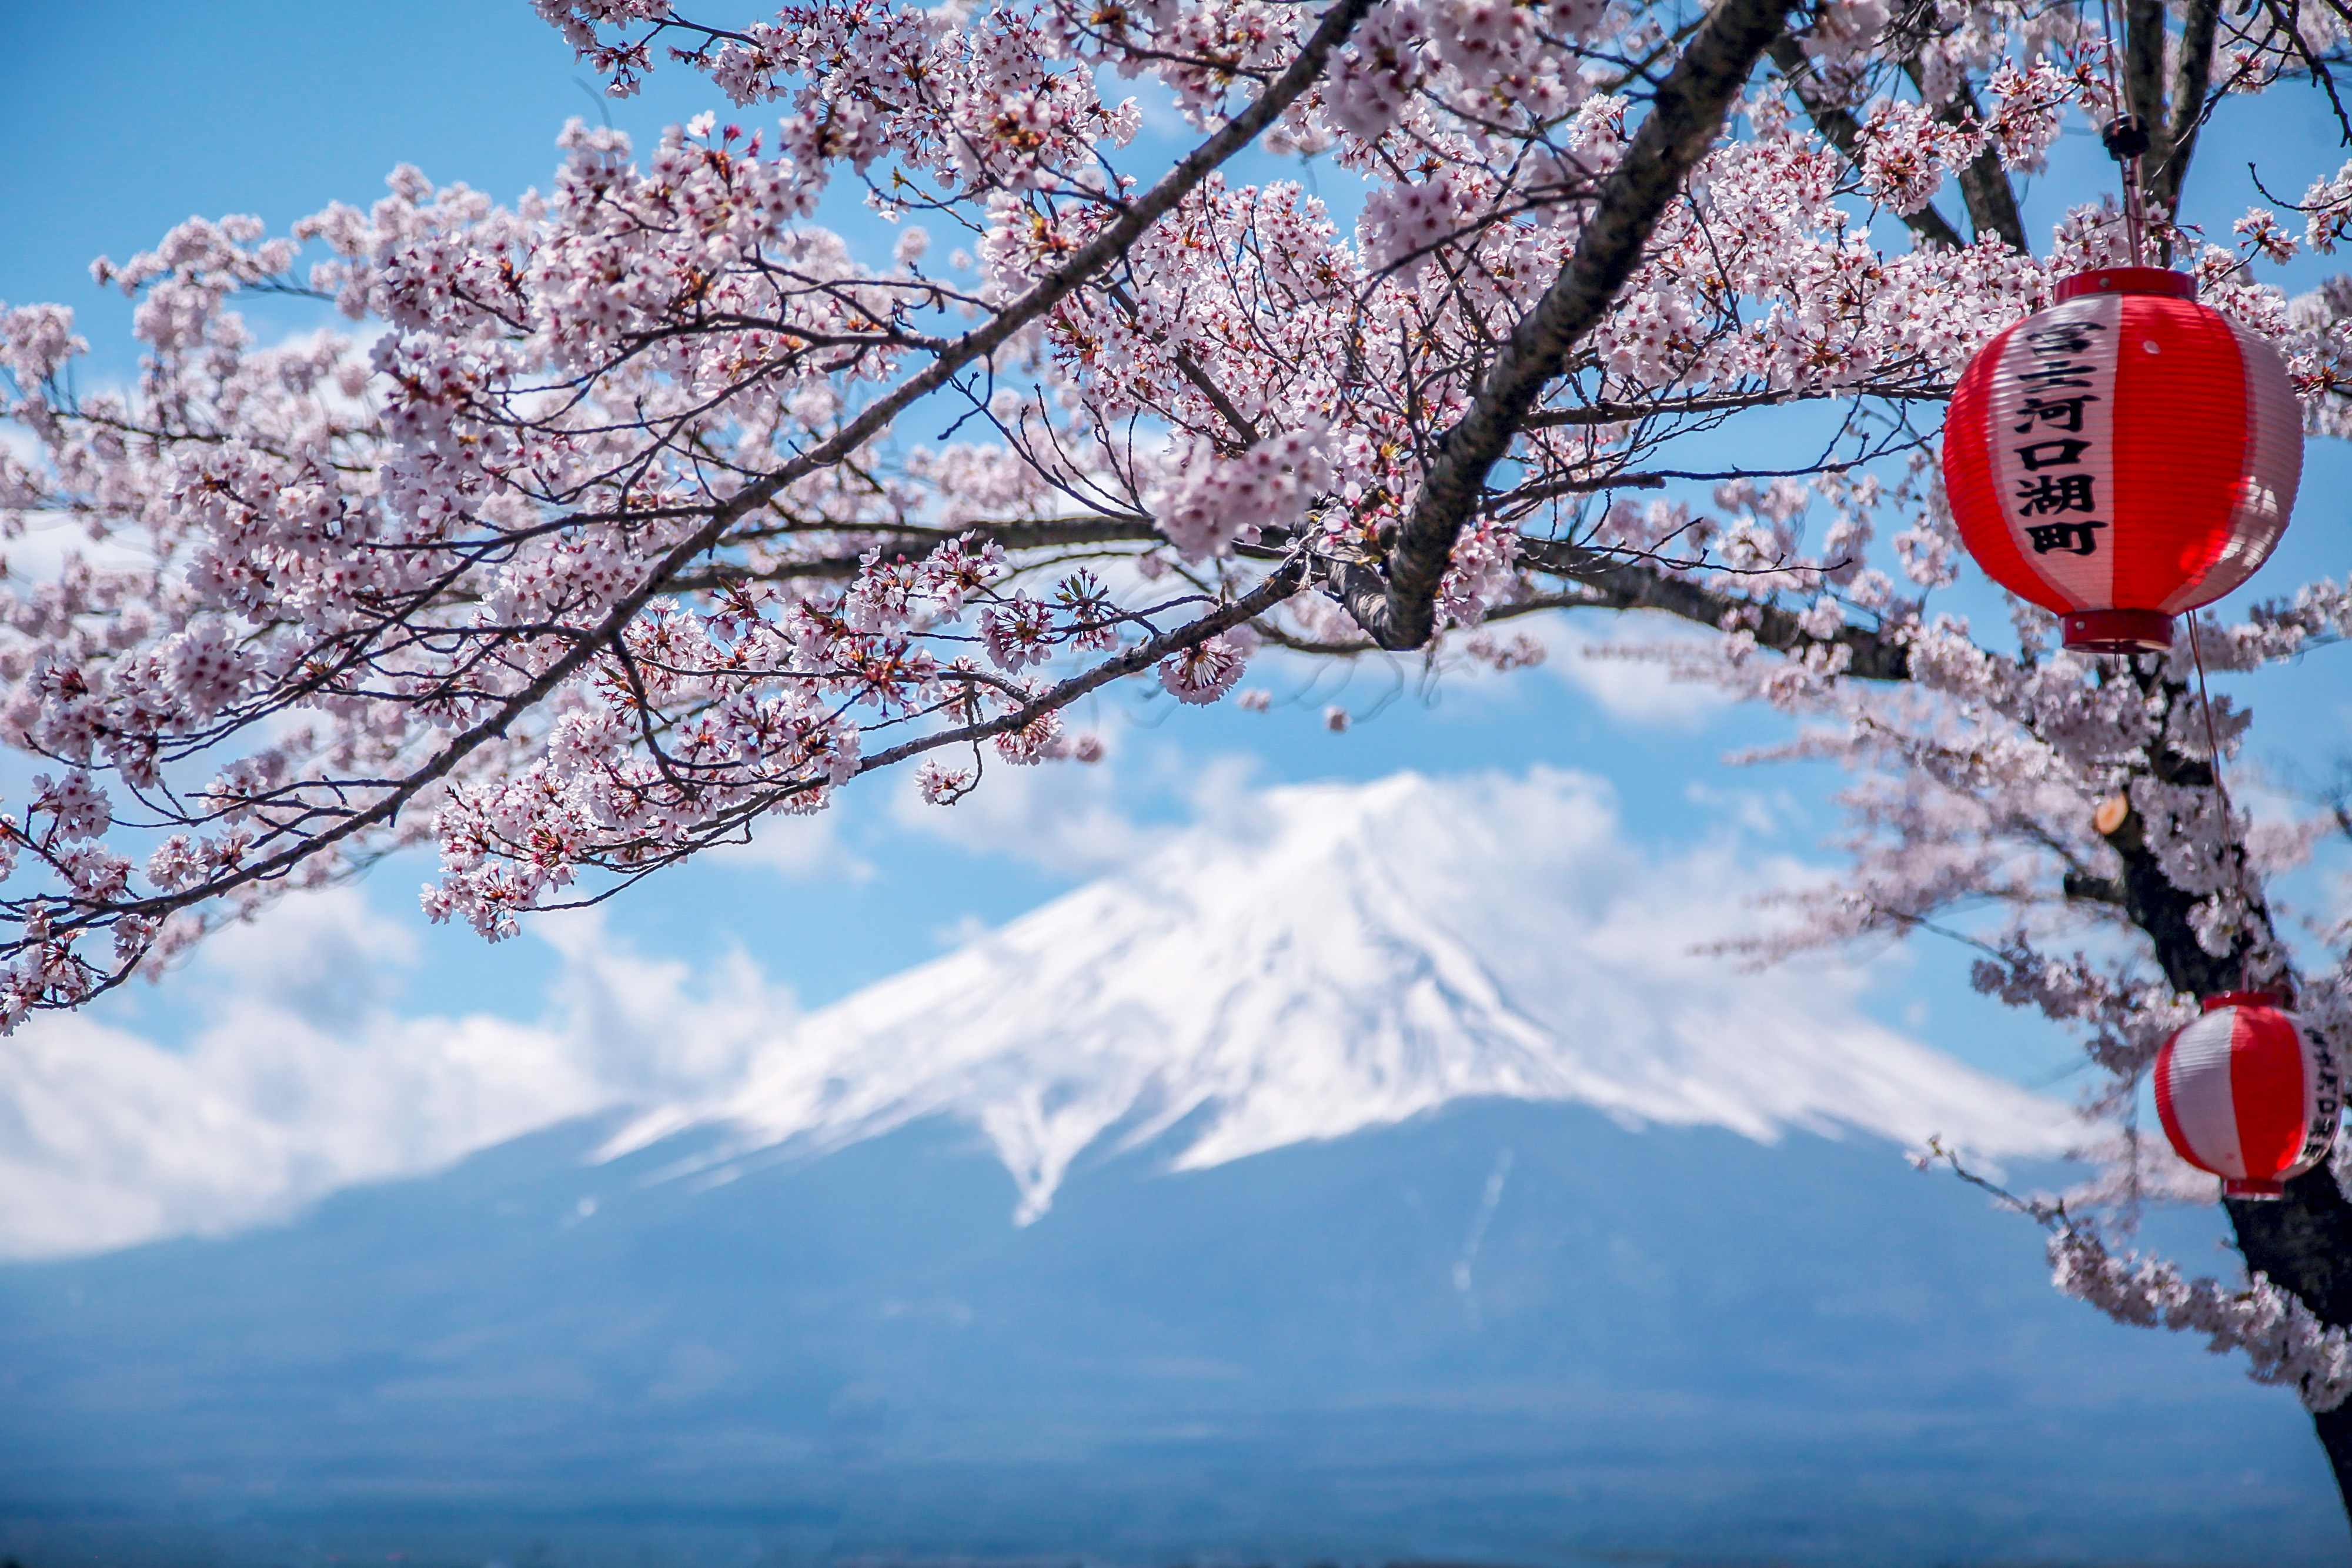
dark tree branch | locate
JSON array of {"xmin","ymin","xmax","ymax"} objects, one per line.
[
  {"xmin": 2089, "ymin": 785, "xmax": 2244, "ymax": 1000},
  {"xmin": 2151, "ymin": 0, "xmax": 2224, "ymax": 219},
  {"xmin": 660, "ymin": 515, "xmax": 1162, "ymax": 590},
  {"xmin": 1106, "ymin": 283, "xmax": 1263, "ymax": 446},
  {"xmin": 2230, "ymin": 1178, "xmax": 2352, "ymax": 1513},
  {"xmin": 1939, "ymin": 81, "xmax": 2028, "ymax": 250},
  {"xmin": 1333, "ymin": 0, "xmax": 1805, "ymax": 651},
  {"xmin": 2124, "ymin": 0, "xmax": 2173, "ymax": 225},
  {"xmin": 1525, "ymin": 546, "xmax": 1915, "ymax": 680},
  {"xmin": 1523, "ymin": 383, "xmax": 1952, "ymax": 426},
  {"xmin": 2076, "ymin": 714, "xmax": 2352, "ymax": 1514}
]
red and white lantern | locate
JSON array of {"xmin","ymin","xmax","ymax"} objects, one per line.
[
  {"xmin": 1942, "ymin": 268, "xmax": 2303, "ymax": 654},
  {"xmin": 2153, "ymin": 991, "xmax": 2341, "ymax": 1199}
]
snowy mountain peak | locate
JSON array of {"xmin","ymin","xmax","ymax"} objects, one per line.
[{"xmin": 617, "ymin": 769, "xmax": 2075, "ymax": 1219}]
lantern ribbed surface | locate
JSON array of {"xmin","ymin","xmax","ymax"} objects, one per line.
[
  {"xmin": 2153, "ymin": 991, "xmax": 2341, "ymax": 1199},
  {"xmin": 1942, "ymin": 268, "xmax": 2302, "ymax": 653}
]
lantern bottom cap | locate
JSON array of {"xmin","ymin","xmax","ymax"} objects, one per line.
[
  {"xmin": 2063, "ymin": 609, "xmax": 2174, "ymax": 654},
  {"xmin": 2224, "ymin": 1178, "xmax": 2288, "ymax": 1200}
]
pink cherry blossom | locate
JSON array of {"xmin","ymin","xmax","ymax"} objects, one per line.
[{"xmin": 11, "ymin": 0, "xmax": 2352, "ymax": 1492}]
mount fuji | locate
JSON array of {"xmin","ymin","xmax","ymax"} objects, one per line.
[
  {"xmin": 613, "ymin": 768, "xmax": 2072, "ymax": 1212},
  {"xmin": 1, "ymin": 769, "xmax": 2345, "ymax": 1566}
]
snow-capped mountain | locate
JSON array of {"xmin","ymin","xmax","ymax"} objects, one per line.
[
  {"xmin": 0, "ymin": 767, "xmax": 2063, "ymax": 1261},
  {"xmin": 3, "ymin": 768, "xmax": 2343, "ymax": 1565},
  {"xmin": 619, "ymin": 768, "xmax": 2071, "ymax": 1217}
]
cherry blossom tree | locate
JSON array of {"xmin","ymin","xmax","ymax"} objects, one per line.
[{"xmin": 12, "ymin": 0, "xmax": 2352, "ymax": 1517}]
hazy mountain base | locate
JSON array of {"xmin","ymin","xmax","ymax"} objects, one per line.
[{"xmin": 0, "ymin": 1098, "xmax": 2339, "ymax": 1567}]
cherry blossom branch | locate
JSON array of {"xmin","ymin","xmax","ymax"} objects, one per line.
[
  {"xmin": 1769, "ymin": 38, "xmax": 1967, "ymax": 250},
  {"xmin": 660, "ymin": 514, "xmax": 1163, "ymax": 588},
  {"xmin": 1921, "ymin": 76, "xmax": 2027, "ymax": 250},
  {"xmin": 2, "ymin": 0, "xmax": 1381, "ymax": 984},
  {"xmin": 1919, "ymin": 1140, "xmax": 2352, "ymax": 1414},
  {"xmin": 499, "ymin": 557, "xmax": 1307, "ymax": 902},
  {"xmin": 1523, "ymin": 383, "xmax": 1954, "ymax": 426},
  {"xmin": 1332, "ymin": 0, "xmax": 1806, "ymax": 650},
  {"xmin": 1525, "ymin": 548, "xmax": 1913, "ymax": 680},
  {"xmin": 858, "ymin": 556, "xmax": 1307, "ymax": 772}
]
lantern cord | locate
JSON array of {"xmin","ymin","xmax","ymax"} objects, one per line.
[
  {"xmin": 2186, "ymin": 616, "xmax": 2249, "ymax": 989},
  {"xmin": 2093, "ymin": 0, "xmax": 2150, "ymax": 265}
]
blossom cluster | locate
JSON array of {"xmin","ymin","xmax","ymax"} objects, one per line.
[
  {"xmin": 2051, "ymin": 1225, "xmax": 2352, "ymax": 1413},
  {"xmin": 0, "ymin": 0, "xmax": 2317, "ymax": 982}
]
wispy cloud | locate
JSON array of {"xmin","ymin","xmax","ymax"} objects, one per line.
[
  {"xmin": 884, "ymin": 730, "xmax": 1261, "ymax": 877},
  {"xmin": 712, "ymin": 808, "xmax": 875, "ymax": 882},
  {"xmin": 1532, "ymin": 614, "xmax": 1735, "ymax": 730}
]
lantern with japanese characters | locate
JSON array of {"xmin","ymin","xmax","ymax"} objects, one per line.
[
  {"xmin": 2153, "ymin": 991, "xmax": 2341, "ymax": 1199},
  {"xmin": 1942, "ymin": 268, "xmax": 2303, "ymax": 654}
]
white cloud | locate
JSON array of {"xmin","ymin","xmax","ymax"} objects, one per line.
[
  {"xmin": 1532, "ymin": 613, "xmax": 1734, "ymax": 730},
  {"xmin": 3, "ymin": 511, "xmax": 157, "ymax": 582},
  {"xmin": 0, "ymin": 891, "xmax": 791, "ymax": 1261},
  {"xmin": 1682, "ymin": 778, "xmax": 1808, "ymax": 838},
  {"xmin": 712, "ymin": 808, "xmax": 874, "ymax": 882}
]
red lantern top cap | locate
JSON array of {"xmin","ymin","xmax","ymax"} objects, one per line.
[
  {"xmin": 2202, "ymin": 989, "xmax": 2284, "ymax": 1012},
  {"xmin": 2056, "ymin": 267, "xmax": 2198, "ymax": 302}
]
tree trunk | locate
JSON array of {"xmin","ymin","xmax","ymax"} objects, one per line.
[
  {"xmin": 2101, "ymin": 747, "xmax": 2352, "ymax": 1520},
  {"xmin": 2229, "ymin": 1174, "xmax": 2352, "ymax": 1510}
]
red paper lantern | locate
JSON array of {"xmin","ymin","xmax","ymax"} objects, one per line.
[
  {"xmin": 1942, "ymin": 268, "xmax": 2302, "ymax": 654},
  {"xmin": 2153, "ymin": 991, "xmax": 2341, "ymax": 1199}
]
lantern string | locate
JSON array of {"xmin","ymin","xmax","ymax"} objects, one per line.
[
  {"xmin": 2186, "ymin": 616, "xmax": 2249, "ymax": 989},
  {"xmin": 2093, "ymin": 0, "xmax": 2149, "ymax": 266}
]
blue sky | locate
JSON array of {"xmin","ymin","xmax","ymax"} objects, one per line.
[{"xmin": 9, "ymin": 0, "xmax": 2352, "ymax": 1239}]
